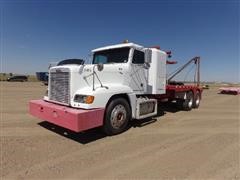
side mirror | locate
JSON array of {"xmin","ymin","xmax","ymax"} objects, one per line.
[
  {"xmin": 143, "ymin": 62, "xmax": 150, "ymax": 69},
  {"xmin": 97, "ymin": 63, "xmax": 104, "ymax": 71},
  {"xmin": 145, "ymin": 49, "xmax": 152, "ymax": 63}
]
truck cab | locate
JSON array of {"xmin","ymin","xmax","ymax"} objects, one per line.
[{"xmin": 44, "ymin": 42, "xmax": 166, "ymax": 112}]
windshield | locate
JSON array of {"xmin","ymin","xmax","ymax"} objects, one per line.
[{"xmin": 93, "ymin": 47, "xmax": 130, "ymax": 64}]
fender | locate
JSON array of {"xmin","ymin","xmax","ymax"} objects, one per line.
[{"xmin": 72, "ymin": 84, "xmax": 136, "ymax": 110}]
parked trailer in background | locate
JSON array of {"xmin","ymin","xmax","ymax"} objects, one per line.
[
  {"xmin": 219, "ymin": 87, "xmax": 240, "ymax": 95},
  {"xmin": 36, "ymin": 72, "xmax": 48, "ymax": 85},
  {"xmin": 29, "ymin": 42, "xmax": 202, "ymax": 135}
]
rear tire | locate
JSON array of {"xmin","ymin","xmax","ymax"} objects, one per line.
[
  {"xmin": 177, "ymin": 91, "xmax": 193, "ymax": 111},
  {"xmin": 102, "ymin": 97, "xmax": 131, "ymax": 135},
  {"xmin": 193, "ymin": 91, "xmax": 200, "ymax": 108}
]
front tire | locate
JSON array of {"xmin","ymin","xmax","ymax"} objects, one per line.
[{"xmin": 102, "ymin": 98, "xmax": 131, "ymax": 135}]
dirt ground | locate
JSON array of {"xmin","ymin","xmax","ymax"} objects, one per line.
[{"xmin": 1, "ymin": 82, "xmax": 239, "ymax": 179}]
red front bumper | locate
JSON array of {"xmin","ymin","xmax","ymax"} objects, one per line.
[{"xmin": 29, "ymin": 100, "xmax": 105, "ymax": 132}]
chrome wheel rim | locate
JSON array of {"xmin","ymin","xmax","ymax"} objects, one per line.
[
  {"xmin": 188, "ymin": 97, "xmax": 193, "ymax": 108},
  {"xmin": 110, "ymin": 104, "xmax": 127, "ymax": 129},
  {"xmin": 195, "ymin": 95, "xmax": 200, "ymax": 106}
]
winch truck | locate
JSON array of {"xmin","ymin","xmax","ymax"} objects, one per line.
[{"xmin": 29, "ymin": 42, "xmax": 202, "ymax": 135}]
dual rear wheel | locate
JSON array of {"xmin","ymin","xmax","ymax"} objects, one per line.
[{"xmin": 177, "ymin": 91, "xmax": 200, "ymax": 111}]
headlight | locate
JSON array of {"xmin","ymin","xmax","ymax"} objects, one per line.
[{"xmin": 74, "ymin": 95, "xmax": 94, "ymax": 104}]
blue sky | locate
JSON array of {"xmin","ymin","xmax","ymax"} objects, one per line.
[{"xmin": 1, "ymin": 0, "xmax": 239, "ymax": 82}]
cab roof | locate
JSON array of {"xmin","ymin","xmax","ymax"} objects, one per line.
[{"xmin": 92, "ymin": 43, "xmax": 144, "ymax": 52}]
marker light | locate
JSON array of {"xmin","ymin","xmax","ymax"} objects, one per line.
[
  {"xmin": 167, "ymin": 60, "xmax": 178, "ymax": 64},
  {"xmin": 150, "ymin": 46, "xmax": 160, "ymax": 50}
]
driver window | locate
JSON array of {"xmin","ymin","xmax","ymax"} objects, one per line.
[
  {"xmin": 94, "ymin": 55, "xmax": 107, "ymax": 64},
  {"xmin": 132, "ymin": 50, "xmax": 145, "ymax": 64}
]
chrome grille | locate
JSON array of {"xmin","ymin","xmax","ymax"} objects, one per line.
[{"xmin": 49, "ymin": 71, "xmax": 70, "ymax": 104}]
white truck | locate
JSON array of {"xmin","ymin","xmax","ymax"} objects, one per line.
[{"xmin": 29, "ymin": 42, "xmax": 202, "ymax": 135}]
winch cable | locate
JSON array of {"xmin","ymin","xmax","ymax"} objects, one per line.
[
  {"xmin": 167, "ymin": 57, "xmax": 200, "ymax": 86},
  {"xmin": 183, "ymin": 63, "xmax": 195, "ymax": 82}
]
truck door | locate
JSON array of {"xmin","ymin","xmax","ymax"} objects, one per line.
[{"xmin": 128, "ymin": 49, "xmax": 148, "ymax": 93}]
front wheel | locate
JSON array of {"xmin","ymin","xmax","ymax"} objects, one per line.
[{"xmin": 102, "ymin": 98, "xmax": 131, "ymax": 135}]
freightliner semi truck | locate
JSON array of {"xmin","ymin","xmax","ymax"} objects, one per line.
[{"xmin": 29, "ymin": 42, "xmax": 202, "ymax": 135}]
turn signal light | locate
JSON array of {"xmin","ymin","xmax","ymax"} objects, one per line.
[
  {"xmin": 85, "ymin": 96, "xmax": 94, "ymax": 104},
  {"xmin": 74, "ymin": 95, "xmax": 95, "ymax": 104}
]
